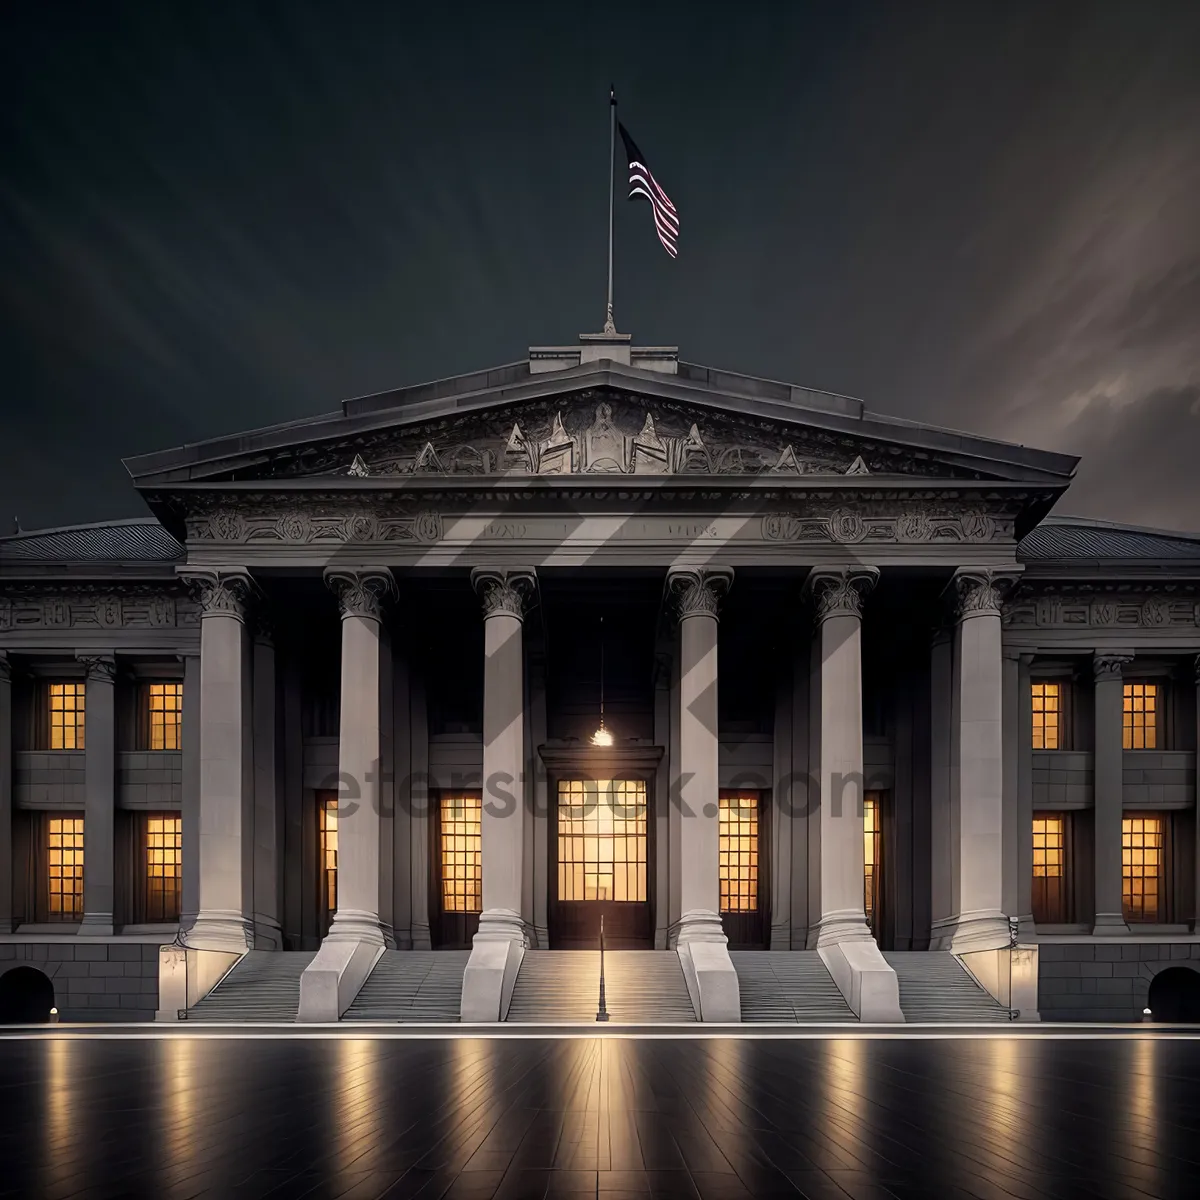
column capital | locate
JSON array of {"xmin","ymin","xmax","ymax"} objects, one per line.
[
  {"xmin": 1093, "ymin": 653, "xmax": 1134, "ymax": 682},
  {"xmin": 252, "ymin": 606, "xmax": 275, "ymax": 645},
  {"xmin": 324, "ymin": 567, "xmax": 396, "ymax": 621},
  {"xmin": 1192, "ymin": 653, "xmax": 1200, "ymax": 685},
  {"xmin": 802, "ymin": 566, "xmax": 878, "ymax": 623},
  {"xmin": 0, "ymin": 651, "xmax": 10, "ymax": 685},
  {"xmin": 667, "ymin": 566, "xmax": 733, "ymax": 621},
  {"xmin": 945, "ymin": 568, "xmax": 1018, "ymax": 621},
  {"xmin": 77, "ymin": 654, "xmax": 117, "ymax": 684},
  {"xmin": 179, "ymin": 567, "xmax": 258, "ymax": 623},
  {"xmin": 470, "ymin": 567, "xmax": 536, "ymax": 621}
]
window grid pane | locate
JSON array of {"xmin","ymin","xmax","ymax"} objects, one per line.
[
  {"xmin": 1123, "ymin": 683, "xmax": 1158, "ymax": 750},
  {"xmin": 48, "ymin": 683, "xmax": 86, "ymax": 750},
  {"xmin": 1032, "ymin": 814, "xmax": 1068, "ymax": 923},
  {"xmin": 145, "ymin": 815, "xmax": 182, "ymax": 922},
  {"xmin": 557, "ymin": 780, "xmax": 647, "ymax": 903},
  {"xmin": 319, "ymin": 797, "xmax": 338, "ymax": 920},
  {"xmin": 1123, "ymin": 816, "xmax": 1163, "ymax": 922},
  {"xmin": 440, "ymin": 794, "xmax": 482, "ymax": 913},
  {"xmin": 719, "ymin": 794, "xmax": 758, "ymax": 914},
  {"xmin": 864, "ymin": 794, "xmax": 881, "ymax": 928},
  {"xmin": 48, "ymin": 816, "xmax": 84, "ymax": 919},
  {"xmin": 1031, "ymin": 682, "xmax": 1060, "ymax": 750},
  {"xmin": 148, "ymin": 683, "xmax": 183, "ymax": 751}
]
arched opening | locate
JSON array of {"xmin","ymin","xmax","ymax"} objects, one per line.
[
  {"xmin": 0, "ymin": 966, "xmax": 56, "ymax": 1024},
  {"xmin": 1147, "ymin": 966, "xmax": 1200, "ymax": 1023}
]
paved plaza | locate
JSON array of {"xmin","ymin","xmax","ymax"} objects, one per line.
[{"xmin": 1, "ymin": 1032, "xmax": 1198, "ymax": 1198}]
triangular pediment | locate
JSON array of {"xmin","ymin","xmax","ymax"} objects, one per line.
[{"xmin": 124, "ymin": 357, "xmax": 1079, "ymax": 488}]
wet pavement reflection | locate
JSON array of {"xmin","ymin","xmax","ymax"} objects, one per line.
[{"xmin": 1, "ymin": 1034, "xmax": 1199, "ymax": 1198}]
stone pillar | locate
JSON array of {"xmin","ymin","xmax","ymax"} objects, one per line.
[
  {"xmin": 1001, "ymin": 647, "xmax": 1020, "ymax": 927},
  {"xmin": 181, "ymin": 568, "xmax": 256, "ymax": 953},
  {"xmin": 460, "ymin": 568, "xmax": 535, "ymax": 1022},
  {"xmin": 666, "ymin": 566, "xmax": 740, "ymax": 1021},
  {"xmin": 1016, "ymin": 653, "xmax": 1035, "ymax": 936},
  {"xmin": 0, "ymin": 653, "xmax": 13, "ymax": 934},
  {"xmin": 299, "ymin": 568, "xmax": 395, "ymax": 1022},
  {"xmin": 179, "ymin": 653, "xmax": 201, "ymax": 933},
  {"xmin": 251, "ymin": 612, "xmax": 282, "ymax": 949},
  {"xmin": 78, "ymin": 655, "xmax": 116, "ymax": 935},
  {"xmin": 936, "ymin": 570, "xmax": 1011, "ymax": 953},
  {"xmin": 1193, "ymin": 656, "xmax": 1200, "ymax": 933},
  {"xmin": 803, "ymin": 567, "xmax": 901, "ymax": 1021},
  {"xmin": 1093, "ymin": 653, "xmax": 1132, "ymax": 934}
]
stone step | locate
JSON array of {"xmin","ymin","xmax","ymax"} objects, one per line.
[
  {"xmin": 883, "ymin": 951, "xmax": 1012, "ymax": 1022},
  {"xmin": 186, "ymin": 950, "xmax": 316, "ymax": 1022},
  {"xmin": 730, "ymin": 951, "xmax": 857, "ymax": 1022},
  {"xmin": 344, "ymin": 950, "xmax": 470, "ymax": 1022},
  {"xmin": 506, "ymin": 951, "xmax": 696, "ymax": 1023}
]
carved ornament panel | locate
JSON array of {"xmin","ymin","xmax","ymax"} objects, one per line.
[
  {"xmin": 0, "ymin": 586, "xmax": 193, "ymax": 632},
  {"xmin": 1003, "ymin": 585, "xmax": 1200, "ymax": 629}
]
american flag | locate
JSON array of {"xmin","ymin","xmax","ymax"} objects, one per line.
[{"xmin": 618, "ymin": 122, "xmax": 678, "ymax": 258}]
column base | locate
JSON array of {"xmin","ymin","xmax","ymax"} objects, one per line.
[
  {"xmin": 324, "ymin": 908, "xmax": 387, "ymax": 948},
  {"xmin": 183, "ymin": 910, "xmax": 254, "ymax": 954},
  {"xmin": 252, "ymin": 914, "xmax": 283, "ymax": 951},
  {"xmin": 817, "ymin": 941, "xmax": 904, "ymax": 1022},
  {"xmin": 1092, "ymin": 913, "xmax": 1130, "ymax": 936},
  {"xmin": 813, "ymin": 907, "xmax": 874, "ymax": 949},
  {"xmin": 673, "ymin": 909, "xmax": 740, "ymax": 1022},
  {"xmin": 930, "ymin": 910, "xmax": 1010, "ymax": 953},
  {"xmin": 78, "ymin": 912, "xmax": 114, "ymax": 937},
  {"xmin": 461, "ymin": 910, "xmax": 527, "ymax": 1022}
]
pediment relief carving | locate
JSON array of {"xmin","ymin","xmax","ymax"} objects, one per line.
[{"xmin": 259, "ymin": 391, "xmax": 975, "ymax": 481}]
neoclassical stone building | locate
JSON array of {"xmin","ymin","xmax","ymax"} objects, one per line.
[{"xmin": 2, "ymin": 332, "xmax": 1199, "ymax": 1024}]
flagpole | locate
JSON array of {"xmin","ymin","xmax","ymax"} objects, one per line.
[{"xmin": 604, "ymin": 86, "xmax": 616, "ymax": 334}]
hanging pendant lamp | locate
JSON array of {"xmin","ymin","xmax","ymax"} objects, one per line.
[{"xmin": 591, "ymin": 615, "xmax": 613, "ymax": 747}]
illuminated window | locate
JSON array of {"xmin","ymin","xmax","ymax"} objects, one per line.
[
  {"xmin": 145, "ymin": 815, "xmax": 182, "ymax": 922},
  {"xmin": 48, "ymin": 816, "xmax": 84, "ymax": 919},
  {"xmin": 557, "ymin": 780, "xmax": 647, "ymax": 903},
  {"xmin": 1123, "ymin": 816, "xmax": 1164, "ymax": 922},
  {"xmin": 1032, "ymin": 815, "xmax": 1068, "ymax": 923},
  {"xmin": 319, "ymin": 796, "xmax": 338, "ymax": 924},
  {"xmin": 1124, "ymin": 683, "xmax": 1157, "ymax": 750},
  {"xmin": 147, "ymin": 683, "xmax": 183, "ymax": 751},
  {"xmin": 1031, "ymin": 682, "xmax": 1061, "ymax": 749},
  {"xmin": 440, "ymin": 794, "xmax": 482, "ymax": 913},
  {"xmin": 719, "ymin": 793, "xmax": 758, "ymax": 913},
  {"xmin": 864, "ymin": 793, "xmax": 881, "ymax": 928},
  {"xmin": 48, "ymin": 683, "xmax": 85, "ymax": 750}
]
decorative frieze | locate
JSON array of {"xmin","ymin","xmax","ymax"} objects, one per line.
[
  {"xmin": 0, "ymin": 586, "xmax": 191, "ymax": 632},
  {"xmin": 667, "ymin": 566, "xmax": 733, "ymax": 620},
  {"xmin": 762, "ymin": 507, "xmax": 1005, "ymax": 544},
  {"xmin": 803, "ymin": 567, "xmax": 879, "ymax": 623},
  {"xmin": 324, "ymin": 568, "xmax": 397, "ymax": 622},
  {"xmin": 471, "ymin": 568, "xmax": 536, "ymax": 621},
  {"xmin": 186, "ymin": 500, "xmax": 442, "ymax": 546},
  {"xmin": 1004, "ymin": 585, "xmax": 1200, "ymax": 629},
  {"xmin": 179, "ymin": 568, "xmax": 257, "ymax": 623}
]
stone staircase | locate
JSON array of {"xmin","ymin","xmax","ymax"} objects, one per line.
[
  {"xmin": 884, "ymin": 951, "xmax": 1012, "ymax": 1022},
  {"xmin": 505, "ymin": 950, "xmax": 697, "ymax": 1023},
  {"xmin": 186, "ymin": 950, "xmax": 316, "ymax": 1022},
  {"xmin": 730, "ymin": 951, "xmax": 857, "ymax": 1022},
  {"xmin": 343, "ymin": 950, "xmax": 471, "ymax": 1022}
]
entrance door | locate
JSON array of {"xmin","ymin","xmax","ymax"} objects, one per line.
[
  {"xmin": 864, "ymin": 790, "xmax": 885, "ymax": 941},
  {"xmin": 549, "ymin": 778, "xmax": 653, "ymax": 948},
  {"xmin": 719, "ymin": 790, "xmax": 769, "ymax": 948}
]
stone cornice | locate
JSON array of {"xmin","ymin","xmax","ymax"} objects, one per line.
[
  {"xmin": 470, "ymin": 568, "xmax": 537, "ymax": 621},
  {"xmin": 667, "ymin": 566, "xmax": 733, "ymax": 621},
  {"xmin": 1093, "ymin": 653, "xmax": 1134, "ymax": 682},
  {"xmin": 802, "ymin": 567, "xmax": 879, "ymax": 623},
  {"xmin": 324, "ymin": 568, "xmax": 396, "ymax": 622},
  {"xmin": 178, "ymin": 567, "xmax": 258, "ymax": 623},
  {"xmin": 77, "ymin": 654, "xmax": 117, "ymax": 684}
]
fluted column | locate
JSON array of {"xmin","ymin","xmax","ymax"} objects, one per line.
[
  {"xmin": 936, "ymin": 569, "xmax": 1011, "ymax": 952},
  {"xmin": 181, "ymin": 567, "xmax": 256, "ymax": 953},
  {"xmin": 667, "ymin": 566, "xmax": 733, "ymax": 945},
  {"xmin": 470, "ymin": 567, "xmax": 535, "ymax": 945},
  {"xmin": 324, "ymin": 568, "xmax": 396, "ymax": 946},
  {"xmin": 803, "ymin": 567, "xmax": 878, "ymax": 947},
  {"xmin": 0, "ymin": 653, "xmax": 13, "ymax": 933},
  {"xmin": 1093, "ymin": 652, "xmax": 1132, "ymax": 934},
  {"xmin": 78, "ymin": 654, "xmax": 117, "ymax": 935}
]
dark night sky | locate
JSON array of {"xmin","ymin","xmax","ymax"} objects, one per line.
[{"xmin": 2, "ymin": 1, "xmax": 1199, "ymax": 532}]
